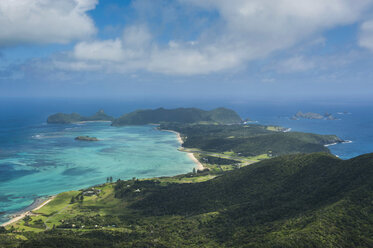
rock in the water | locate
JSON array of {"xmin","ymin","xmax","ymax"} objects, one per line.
[{"xmin": 75, "ymin": 136, "xmax": 99, "ymax": 141}]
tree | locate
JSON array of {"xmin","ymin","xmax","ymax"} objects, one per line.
[
  {"xmin": 70, "ymin": 196, "xmax": 75, "ymax": 204},
  {"xmin": 110, "ymin": 176, "xmax": 113, "ymax": 183},
  {"xmin": 193, "ymin": 168, "xmax": 196, "ymax": 174},
  {"xmin": 80, "ymin": 195, "xmax": 84, "ymax": 202}
]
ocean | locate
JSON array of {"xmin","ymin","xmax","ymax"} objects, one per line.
[{"xmin": 1, "ymin": 97, "xmax": 372, "ymax": 224}]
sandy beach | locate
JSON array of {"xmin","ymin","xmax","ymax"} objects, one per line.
[
  {"xmin": 162, "ymin": 129, "xmax": 205, "ymax": 171},
  {"xmin": 1, "ymin": 196, "xmax": 55, "ymax": 227}
]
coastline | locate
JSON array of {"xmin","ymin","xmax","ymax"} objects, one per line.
[
  {"xmin": 1, "ymin": 126, "xmax": 204, "ymax": 228},
  {"xmin": 161, "ymin": 129, "xmax": 205, "ymax": 171},
  {"xmin": 1, "ymin": 196, "xmax": 56, "ymax": 227}
]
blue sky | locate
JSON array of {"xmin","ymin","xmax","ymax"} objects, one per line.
[{"xmin": 1, "ymin": 0, "xmax": 373, "ymax": 101}]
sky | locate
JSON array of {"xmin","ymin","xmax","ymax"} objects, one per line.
[{"xmin": 1, "ymin": 0, "xmax": 373, "ymax": 101}]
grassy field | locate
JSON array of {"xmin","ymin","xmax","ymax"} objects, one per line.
[
  {"xmin": 7, "ymin": 185, "xmax": 124, "ymax": 233},
  {"xmin": 5, "ymin": 172, "xmax": 219, "ymax": 234}
]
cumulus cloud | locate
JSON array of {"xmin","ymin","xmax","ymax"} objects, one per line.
[
  {"xmin": 58, "ymin": 0, "xmax": 373, "ymax": 75},
  {"xmin": 0, "ymin": 0, "xmax": 97, "ymax": 46},
  {"xmin": 359, "ymin": 20, "xmax": 373, "ymax": 51}
]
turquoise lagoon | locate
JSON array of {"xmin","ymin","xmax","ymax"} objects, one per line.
[{"xmin": 0, "ymin": 122, "xmax": 195, "ymax": 223}]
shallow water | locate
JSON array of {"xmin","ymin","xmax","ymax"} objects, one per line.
[{"xmin": 0, "ymin": 121, "xmax": 195, "ymax": 223}]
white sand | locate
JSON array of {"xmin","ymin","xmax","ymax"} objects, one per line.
[
  {"xmin": 1, "ymin": 196, "xmax": 55, "ymax": 227},
  {"xmin": 162, "ymin": 129, "xmax": 205, "ymax": 171}
]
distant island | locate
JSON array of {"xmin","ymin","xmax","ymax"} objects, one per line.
[
  {"xmin": 75, "ymin": 136, "xmax": 99, "ymax": 141},
  {"xmin": 46, "ymin": 107, "xmax": 242, "ymax": 125},
  {"xmin": 46, "ymin": 107, "xmax": 345, "ymax": 156},
  {"xmin": 291, "ymin": 111, "xmax": 338, "ymax": 120},
  {"xmin": 47, "ymin": 110, "xmax": 114, "ymax": 124},
  {"xmin": 111, "ymin": 107, "xmax": 242, "ymax": 126}
]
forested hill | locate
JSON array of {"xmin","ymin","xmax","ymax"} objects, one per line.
[
  {"xmin": 160, "ymin": 123, "xmax": 343, "ymax": 156},
  {"xmin": 47, "ymin": 110, "xmax": 114, "ymax": 124},
  {"xmin": 111, "ymin": 107, "xmax": 242, "ymax": 126},
  {"xmin": 123, "ymin": 152, "xmax": 373, "ymax": 247},
  {"xmin": 4, "ymin": 152, "xmax": 373, "ymax": 247}
]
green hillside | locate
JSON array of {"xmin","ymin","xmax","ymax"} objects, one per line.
[
  {"xmin": 47, "ymin": 110, "xmax": 114, "ymax": 124},
  {"xmin": 161, "ymin": 123, "xmax": 343, "ymax": 156},
  {"xmin": 2, "ymin": 153, "xmax": 373, "ymax": 247},
  {"xmin": 111, "ymin": 107, "xmax": 242, "ymax": 126}
]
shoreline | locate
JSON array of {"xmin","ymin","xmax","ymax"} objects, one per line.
[
  {"xmin": 1, "ymin": 196, "xmax": 56, "ymax": 227},
  {"xmin": 161, "ymin": 129, "xmax": 205, "ymax": 171},
  {"xmin": 2, "ymin": 126, "xmax": 204, "ymax": 228}
]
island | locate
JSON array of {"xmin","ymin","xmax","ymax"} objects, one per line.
[
  {"xmin": 74, "ymin": 136, "xmax": 99, "ymax": 141},
  {"xmin": 47, "ymin": 110, "xmax": 114, "ymax": 124},
  {"xmin": 111, "ymin": 107, "xmax": 242, "ymax": 126},
  {"xmin": 291, "ymin": 111, "xmax": 338, "ymax": 120}
]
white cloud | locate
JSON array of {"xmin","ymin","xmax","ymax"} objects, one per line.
[
  {"xmin": 274, "ymin": 56, "xmax": 315, "ymax": 73},
  {"xmin": 122, "ymin": 25, "xmax": 152, "ymax": 49},
  {"xmin": 0, "ymin": 0, "xmax": 97, "ymax": 46},
  {"xmin": 57, "ymin": 0, "xmax": 373, "ymax": 75},
  {"xmin": 74, "ymin": 39, "xmax": 125, "ymax": 62},
  {"xmin": 359, "ymin": 20, "xmax": 373, "ymax": 51}
]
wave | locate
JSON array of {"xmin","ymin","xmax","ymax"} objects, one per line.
[
  {"xmin": 324, "ymin": 142, "xmax": 338, "ymax": 147},
  {"xmin": 64, "ymin": 127, "xmax": 78, "ymax": 130},
  {"xmin": 325, "ymin": 140, "xmax": 352, "ymax": 147},
  {"xmin": 32, "ymin": 134, "xmax": 44, "ymax": 139},
  {"xmin": 342, "ymin": 140, "xmax": 353, "ymax": 144}
]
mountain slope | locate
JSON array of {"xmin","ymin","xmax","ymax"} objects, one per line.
[
  {"xmin": 125, "ymin": 153, "xmax": 373, "ymax": 247},
  {"xmin": 111, "ymin": 107, "xmax": 242, "ymax": 126},
  {"xmin": 3, "ymin": 153, "xmax": 373, "ymax": 247}
]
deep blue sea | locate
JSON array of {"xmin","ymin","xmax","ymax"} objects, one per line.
[{"xmin": 1, "ymin": 97, "xmax": 372, "ymax": 224}]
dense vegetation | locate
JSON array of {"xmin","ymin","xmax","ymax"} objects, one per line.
[
  {"xmin": 111, "ymin": 107, "xmax": 242, "ymax": 126},
  {"xmin": 2, "ymin": 153, "xmax": 373, "ymax": 247},
  {"xmin": 199, "ymin": 155, "xmax": 240, "ymax": 165},
  {"xmin": 47, "ymin": 110, "xmax": 114, "ymax": 124},
  {"xmin": 161, "ymin": 123, "xmax": 343, "ymax": 156}
]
